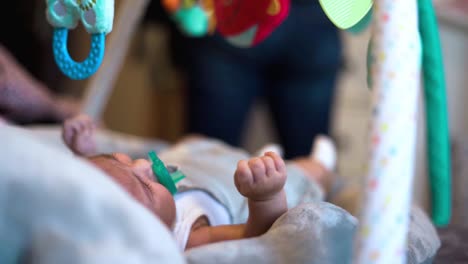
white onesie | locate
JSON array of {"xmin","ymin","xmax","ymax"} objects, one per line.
[{"xmin": 173, "ymin": 190, "xmax": 231, "ymax": 250}]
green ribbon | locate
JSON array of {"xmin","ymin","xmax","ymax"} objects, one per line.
[{"xmin": 417, "ymin": 0, "xmax": 451, "ymax": 227}]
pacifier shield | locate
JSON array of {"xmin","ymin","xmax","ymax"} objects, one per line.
[{"xmin": 149, "ymin": 151, "xmax": 179, "ymax": 195}]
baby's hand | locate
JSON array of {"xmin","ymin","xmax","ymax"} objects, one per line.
[
  {"xmin": 234, "ymin": 152, "xmax": 286, "ymax": 201},
  {"xmin": 62, "ymin": 114, "xmax": 96, "ymax": 156}
]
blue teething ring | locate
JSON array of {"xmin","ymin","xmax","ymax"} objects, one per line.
[{"xmin": 53, "ymin": 28, "xmax": 105, "ymax": 80}]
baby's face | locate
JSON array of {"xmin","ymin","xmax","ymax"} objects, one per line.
[{"xmin": 87, "ymin": 153, "xmax": 176, "ymax": 227}]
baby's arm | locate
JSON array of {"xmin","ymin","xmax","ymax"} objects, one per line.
[
  {"xmin": 186, "ymin": 152, "xmax": 287, "ymax": 248},
  {"xmin": 236, "ymin": 152, "xmax": 287, "ymax": 237},
  {"xmin": 62, "ymin": 114, "xmax": 97, "ymax": 156}
]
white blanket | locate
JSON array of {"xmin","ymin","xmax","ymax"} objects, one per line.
[
  {"xmin": 0, "ymin": 124, "xmax": 184, "ymax": 264},
  {"xmin": 0, "ymin": 124, "xmax": 440, "ymax": 264}
]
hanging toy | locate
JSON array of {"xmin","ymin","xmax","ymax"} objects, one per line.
[
  {"xmin": 162, "ymin": 0, "xmax": 290, "ymax": 47},
  {"xmin": 213, "ymin": 0, "xmax": 290, "ymax": 47},
  {"xmin": 354, "ymin": 1, "xmax": 422, "ymax": 262},
  {"xmin": 46, "ymin": 0, "xmax": 114, "ymax": 80},
  {"xmin": 319, "ymin": 0, "xmax": 451, "ymax": 228},
  {"xmin": 162, "ymin": 0, "xmax": 214, "ymax": 37},
  {"xmin": 318, "ymin": 0, "xmax": 373, "ymax": 33}
]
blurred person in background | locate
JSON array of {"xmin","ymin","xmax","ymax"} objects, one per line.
[
  {"xmin": 0, "ymin": 1, "xmax": 77, "ymax": 124},
  {"xmin": 144, "ymin": 0, "xmax": 343, "ymax": 159}
]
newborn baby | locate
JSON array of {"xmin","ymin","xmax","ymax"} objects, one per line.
[{"xmin": 62, "ymin": 115, "xmax": 336, "ymax": 250}]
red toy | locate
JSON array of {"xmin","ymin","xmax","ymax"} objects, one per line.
[{"xmin": 213, "ymin": 0, "xmax": 290, "ymax": 47}]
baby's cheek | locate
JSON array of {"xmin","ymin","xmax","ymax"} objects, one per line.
[
  {"xmin": 166, "ymin": 197, "xmax": 177, "ymax": 228},
  {"xmin": 154, "ymin": 185, "xmax": 177, "ymax": 228}
]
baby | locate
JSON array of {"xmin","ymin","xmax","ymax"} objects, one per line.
[{"xmin": 62, "ymin": 115, "xmax": 335, "ymax": 250}]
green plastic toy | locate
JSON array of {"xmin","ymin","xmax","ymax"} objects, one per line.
[
  {"xmin": 417, "ymin": 0, "xmax": 451, "ymax": 227},
  {"xmin": 318, "ymin": 0, "xmax": 373, "ymax": 30},
  {"xmin": 148, "ymin": 151, "xmax": 186, "ymax": 195},
  {"xmin": 173, "ymin": 5, "xmax": 209, "ymax": 37}
]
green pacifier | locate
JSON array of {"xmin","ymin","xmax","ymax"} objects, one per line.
[{"xmin": 148, "ymin": 151, "xmax": 186, "ymax": 195}]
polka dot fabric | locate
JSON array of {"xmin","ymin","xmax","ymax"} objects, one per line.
[{"xmin": 354, "ymin": 1, "xmax": 422, "ymax": 264}]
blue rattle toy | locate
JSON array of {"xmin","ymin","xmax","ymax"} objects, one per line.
[{"xmin": 46, "ymin": 0, "xmax": 114, "ymax": 80}]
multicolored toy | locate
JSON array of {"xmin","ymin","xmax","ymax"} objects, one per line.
[
  {"xmin": 213, "ymin": 0, "xmax": 290, "ymax": 47},
  {"xmin": 355, "ymin": 1, "xmax": 421, "ymax": 262},
  {"xmin": 319, "ymin": 0, "xmax": 451, "ymax": 228},
  {"xmin": 162, "ymin": 0, "xmax": 290, "ymax": 47},
  {"xmin": 318, "ymin": 0, "xmax": 450, "ymax": 263},
  {"xmin": 46, "ymin": 0, "xmax": 115, "ymax": 80},
  {"xmin": 162, "ymin": 0, "xmax": 212, "ymax": 37}
]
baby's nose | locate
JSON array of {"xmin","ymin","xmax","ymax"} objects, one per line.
[
  {"xmin": 133, "ymin": 159, "xmax": 151, "ymax": 169},
  {"xmin": 132, "ymin": 159, "xmax": 153, "ymax": 180}
]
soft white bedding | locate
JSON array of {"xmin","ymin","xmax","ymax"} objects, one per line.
[
  {"xmin": 0, "ymin": 124, "xmax": 440, "ymax": 264},
  {"xmin": 0, "ymin": 124, "xmax": 183, "ymax": 264}
]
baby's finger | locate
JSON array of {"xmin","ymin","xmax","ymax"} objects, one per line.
[
  {"xmin": 262, "ymin": 156, "xmax": 276, "ymax": 177},
  {"xmin": 83, "ymin": 116, "xmax": 95, "ymax": 128},
  {"xmin": 66, "ymin": 119, "xmax": 81, "ymax": 140},
  {"xmin": 62, "ymin": 121, "xmax": 74, "ymax": 144},
  {"xmin": 265, "ymin": 152, "xmax": 286, "ymax": 174},
  {"xmin": 76, "ymin": 119, "xmax": 87, "ymax": 132},
  {"xmin": 83, "ymin": 126, "xmax": 92, "ymax": 138},
  {"xmin": 84, "ymin": 119, "xmax": 94, "ymax": 136},
  {"xmin": 248, "ymin": 158, "xmax": 265, "ymax": 183},
  {"xmin": 235, "ymin": 160, "xmax": 253, "ymax": 187}
]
